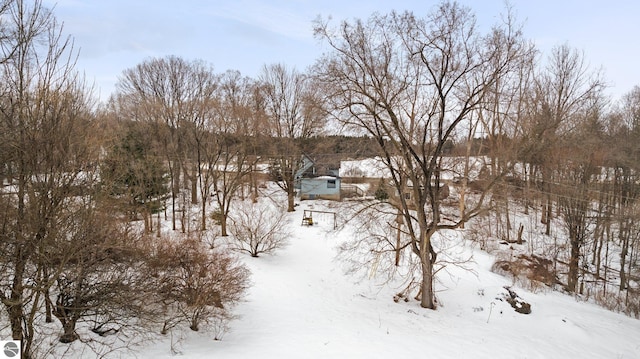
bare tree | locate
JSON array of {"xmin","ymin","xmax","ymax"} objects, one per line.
[
  {"xmin": 314, "ymin": 2, "xmax": 528, "ymax": 308},
  {"xmin": 228, "ymin": 200, "xmax": 290, "ymax": 257},
  {"xmin": 259, "ymin": 63, "xmax": 325, "ymax": 211},
  {"xmin": 208, "ymin": 71, "xmax": 262, "ymax": 235},
  {"xmin": 49, "ymin": 195, "xmax": 152, "ymax": 344},
  {"xmin": 473, "ymin": 10, "xmax": 536, "ymax": 238},
  {"xmin": 518, "ymin": 44, "xmax": 605, "ymax": 292},
  {"xmin": 556, "ymin": 105, "xmax": 605, "ymax": 293},
  {"xmin": 520, "ymin": 44, "xmax": 604, "ymax": 235}
]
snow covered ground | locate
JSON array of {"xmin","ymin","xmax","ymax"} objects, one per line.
[{"xmin": 137, "ymin": 199, "xmax": 640, "ymax": 359}]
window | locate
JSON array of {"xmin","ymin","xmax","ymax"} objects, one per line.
[{"xmin": 327, "ymin": 179, "xmax": 336, "ymax": 188}]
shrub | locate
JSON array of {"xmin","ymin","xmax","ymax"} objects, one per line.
[
  {"xmin": 228, "ymin": 200, "xmax": 290, "ymax": 257},
  {"xmin": 374, "ymin": 179, "xmax": 389, "ymax": 201},
  {"xmin": 148, "ymin": 236, "xmax": 250, "ymax": 334}
]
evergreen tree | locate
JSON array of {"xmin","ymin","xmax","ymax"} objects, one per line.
[{"xmin": 102, "ymin": 123, "xmax": 169, "ymax": 228}]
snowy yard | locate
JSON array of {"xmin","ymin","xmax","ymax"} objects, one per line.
[{"xmin": 139, "ymin": 200, "xmax": 640, "ymax": 359}]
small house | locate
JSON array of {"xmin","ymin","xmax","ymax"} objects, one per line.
[{"xmin": 296, "ymin": 154, "xmax": 341, "ymax": 201}]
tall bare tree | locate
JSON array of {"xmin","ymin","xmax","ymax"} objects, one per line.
[
  {"xmin": 314, "ymin": 2, "xmax": 528, "ymax": 308},
  {"xmin": 49, "ymin": 193, "xmax": 152, "ymax": 344},
  {"xmin": 556, "ymin": 102, "xmax": 605, "ymax": 293},
  {"xmin": 208, "ymin": 70, "xmax": 261, "ymax": 235},
  {"xmin": 259, "ymin": 63, "xmax": 324, "ymax": 211},
  {"xmin": 520, "ymin": 45, "xmax": 604, "ymax": 235},
  {"xmin": 473, "ymin": 10, "xmax": 536, "ymax": 237}
]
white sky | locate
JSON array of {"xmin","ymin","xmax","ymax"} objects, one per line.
[{"xmin": 42, "ymin": 0, "xmax": 639, "ymax": 103}]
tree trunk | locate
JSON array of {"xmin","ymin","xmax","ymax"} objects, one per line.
[
  {"xmin": 201, "ymin": 197, "xmax": 207, "ymax": 231},
  {"xmin": 626, "ymin": 245, "xmax": 635, "ymax": 304},
  {"xmin": 567, "ymin": 231, "xmax": 580, "ymax": 292},
  {"xmin": 517, "ymin": 224, "xmax": 524, "ymax": 245},
  {"xmin": 143, "ymin": 209, "xmax": 150, "ymax": 233},
  {"xmin": 604, "ymin": 230, "xmax": 611, "ymax": 297},
  {"xmin": 595, "ymin": 227, "xmax": 603, "ymax": 279},
  {"xmin": 171, "ymin": 174, "xmax": 177, "ymax": 231},
  {"xmin": 45, "ymin": 290, "xmax": 53, "ymax": 323},
  {"xmin": 251, "ymin": 166, "xmax": 258, "ymax": 203},
  {"xmin": 43, "ymin": 266, "xmax": 53, "ymax": 323},
  {"xmin": 59, "ymin": 319, "xmax": 79, "ymax": 343},
  {"xmin": 419, "ymin": 234, "xmax": 435, "ymax": 309},
  {"xmin": 545, "ymin": 195, "xmax": 552, "ymax": 236},
  {"xmin": 190, "ymin": 313, "xmax": 200, "ymax": 332},
  {"xmin": 524, "ymin": 164, "xmax": 530, "ymax": 215},
  {"xmin": 458, "ymin": 184, "xmax": 466, "ymax": 229},
  {"xmin": 191, "ymin": 164, "xmax": 198, "ymax": 205},
  {"xmin": 221, "ymin": 213, "xmax": 228, "ymax": 237},
  {"xmin": 157, "ymin": 210, "xmax": 161, "ymax": 238},
  {"xmin": 459, "ymin": 137, "xmax": 472, "ymax": 229},
  {"xmin": 9, "ymin": 256, "xmax": 25, "ymax": 341},
  {"xmin": 620, "ymin": 229, "xmax": 629, "ymax": 291},
  {"xmin": 181, "ymin": 202, "xmax": 186, "ymax": 233},
  {"xmin": 287, "ymin": 187, "xmax": 295, "ymax": 212},
  {"xmin": 395, "ymin": 211, "xmax": 402, "ymax": 266},
  {"xmin": 420, "ymin": 259, "xmax": 435, "ymax": 309}
]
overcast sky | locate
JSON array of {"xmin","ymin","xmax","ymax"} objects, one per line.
[{"xmin": 42, "ymin": 0, "xmax": 639, "ymax": 103}]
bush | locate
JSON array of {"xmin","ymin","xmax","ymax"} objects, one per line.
[
  {"xmin": 374, "ymin": 179, "xmax": 389, "ymax": 201},
  {"xmin": 228, "ymin": 200, "xmax": 290, "ymax": 257},
  {"xmin": 211, "ymin": 208, "xmax": 224, "ymax": 225},
  {"xmin": 148, "ymin": 236, "xmax": 250, "ymax": 334}
]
